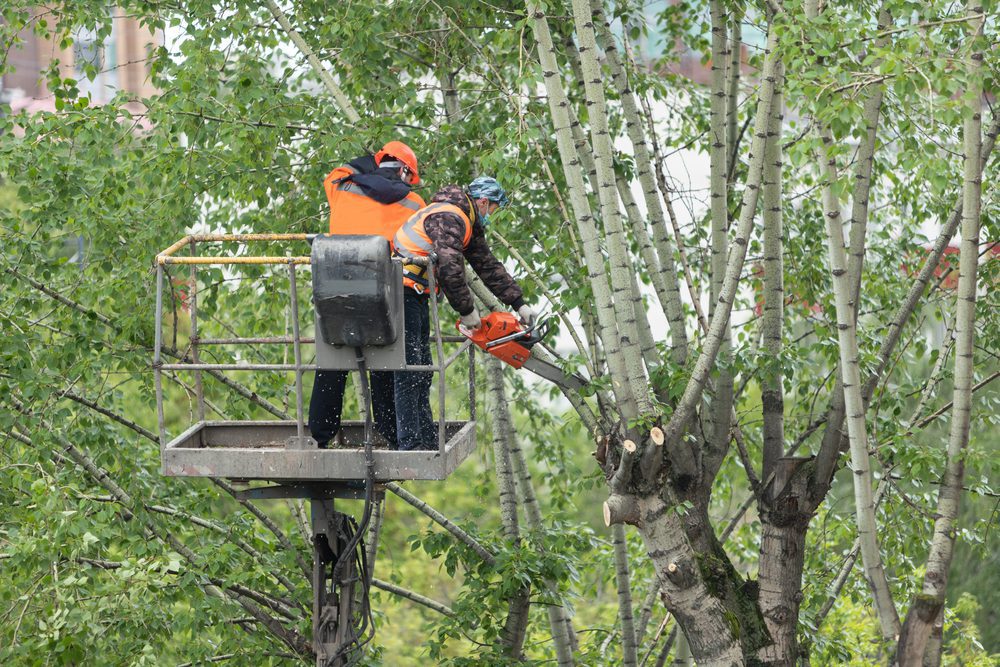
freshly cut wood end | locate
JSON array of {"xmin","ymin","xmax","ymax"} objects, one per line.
[
  {"xmin": 650, "ymin": 427, "xmax": 665, "ymax": 446},
  {"xmin": 603, "ymin": 501, "xmax": 612, "ymax": 527},
  {"xmin": 667, "ymin": 562, "xmax": 678, "ymax": 573},
  {"xmin": 623, "ymin": 439, "xmax": 637, "ymax": 453}
]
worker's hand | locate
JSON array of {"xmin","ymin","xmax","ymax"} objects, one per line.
[
  {"xmin": 517, "ymin": 304, "xmax": 537, "ymax": 328},
  {"xmin": 460, "ymin": 310, "xmax": 482, "ymax": 330}
]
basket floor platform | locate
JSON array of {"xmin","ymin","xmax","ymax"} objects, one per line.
[{"xmin": 162, "ymin": 420, "xmax": 476, "ymax": 483}]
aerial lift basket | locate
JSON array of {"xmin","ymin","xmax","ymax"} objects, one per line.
[{"xmin": 151, "ymin": 233, "xmax": 478, "ymax": 485}]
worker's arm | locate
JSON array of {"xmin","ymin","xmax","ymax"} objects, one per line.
[
  {"xmin": 426, "ymin": 212, "xmax": 479, "ymax": 316},
  {"xmin": 463, "ymin": 230, "xmax": 525, "ymax": 310}
]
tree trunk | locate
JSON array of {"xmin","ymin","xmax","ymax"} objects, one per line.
[
  {"xmin": 570, "ymin": 0, "xmax": 653, "ymax": 417},
  {"xmin": 760, "ymin": 51, "xmax": 784, "ymax": 482},
  {"xmin": 486, "ymin": 358, "xmax": 531, "ymax": 659},
  {"xmin": 756, "ymin": 499, "xmax": 809, "ymax": 666},
  {"xmin": 501, "ymin": 361, "xmax": 579, "ymax": 663},
  {"xmin": 613, "ymin": 523, "xmax": 640, "ymax": 666},
  {"xmin": 726, "ymin": 5, "xmax": 743, "ymax": 176},
  {"xmin": 706, "ymin": 0, "xmax": 735, "ymax": 494},
  {"xmin": 526, "ymin": 0, "xmax": 640, "ymax": 421},
  {"xmin": 846, "ymin": 8, "xmax": 892, "ymax": 316},
  {"xmin": 659, "ymin": 22, "xmax": 780, "ymax": 450},
  {"xmin": 818, "ymin": 135, "xmax": 900, "ymax": 640},
  {"xmin": 591, "ymin": 0, "xmax": 689, "ymax": 363},
  {"xmin": 896, "ymin": 3, "xmax": 985, "ymax": 661},
  {"xmin": 755, "ymin": 41, "xmax": 804, "ymax": 665},
  {"xmin": 631, "ymin": 495, "xmax": 744, "ymax": 665}
]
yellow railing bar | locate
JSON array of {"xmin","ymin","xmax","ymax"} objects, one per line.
[
  {"xmin": 162, "ymin": 256, "xmax": 311, "ymax": 265},
  {"xmin": 157, "ymin": 235, "xmax": 192, "ymax": 261},
  {"xmin": 155, "ymin": 234, "xmax": 315, "ymax": 265}
]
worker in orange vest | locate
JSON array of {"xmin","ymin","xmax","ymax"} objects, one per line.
[
  {"xmin": 309, "ymin": 141, "xmax": 427, "ymax": 449},
  {"xmin": 392, "ymin": 177, "xmax": 536, "ymax": 450}
]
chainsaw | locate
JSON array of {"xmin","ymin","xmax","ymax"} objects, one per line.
[{"xmin": 457, "ymin": 312, "xmax": 586, "ymax": 392}]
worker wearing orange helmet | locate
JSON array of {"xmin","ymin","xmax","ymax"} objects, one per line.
[
  {"xmin": 309, "ymin": 141, "xmax": 426, "ymax": 448},
  {"xmin": 322, "ymin": 140, "xmax": 424, "ymax": 239}
]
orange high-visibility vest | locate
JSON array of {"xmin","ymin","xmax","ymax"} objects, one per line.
[
  {"xmin": 392, "ymin": 202, "xmax": 473, "ymax": 292},
  {"xmin": 324, "ymin": 165, "xmax": 426, "ymax": 240}
]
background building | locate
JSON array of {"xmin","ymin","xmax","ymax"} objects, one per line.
[{"xmin": 2, "ymin": 7, "xmax": 158, "ymax": 113}]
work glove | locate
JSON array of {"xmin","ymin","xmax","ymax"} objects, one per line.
[
  {"xmin": 517, "ymin": 304, "xmax": 537, "ymax": 328},
  {"xmin": 460, "ymin": 310, "xmax": 482, "ymax": 330}
]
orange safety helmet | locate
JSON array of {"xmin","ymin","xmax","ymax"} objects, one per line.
[{"xmin": 374, "ymin": 140, "xmax": 420, "ymax": 185}]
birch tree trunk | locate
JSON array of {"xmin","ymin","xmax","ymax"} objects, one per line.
[
  {"xmin": 726, "ymin": 6, "xmax": 743, "ymax": 176},
  {"xmin": 591, "ymin": 0, "xmax": 689, "ymax": 363},
  {"xmin": 755, "ymin": 45, "xmax": 805, "ymax": 665},
  {"xmin": 818, "ymin": 139, "xmax": 900, "ymax": 640},
  {"xmin": 526, "ymin": 0, "xmax": 640, "ymax": 422},
  {"xmin": 632, "ymin": 496, "xmax": 744, "ymax": 665},
  {"xmin": 570, "ymin": 0, "xmax": 653, "ymax": 417},
  {"xmin": 612, "ymin": 523, "xmax": 639, "ymax": 666},
  {"xmin": 706, "ymin": 0, "xmax": 735, "ymax": 494},
  {"xmin": 896, "ymin": 3, "xmax": 985, "ymax": 662},
  {"xmin": 759, "ymin": 54, "xmax": 784, "ymax": 483},
  {"xmin": 478, "ymin": 336, "xmax": 578, "ymax": 663},
  {"xmin": 845, "ymin": 10, "xmax": 892, "ymax": 315},
  {"xmin": 486, "ymin": 358, "xmax": 531, "ymax": 659},
  {"xmin": 659, "ymin": 24, "xmax": 780, "ymax": 449}
]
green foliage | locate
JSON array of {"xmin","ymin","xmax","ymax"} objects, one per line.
[{"xmin": 1, "ymin": 0, "xmax": 998, "ymax": 663}]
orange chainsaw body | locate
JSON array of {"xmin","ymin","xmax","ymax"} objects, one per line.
[{"xmin": 460, "ymin": 311, "xmax": 531, "ymax": 368}]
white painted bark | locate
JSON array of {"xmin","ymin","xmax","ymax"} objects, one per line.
[
  {"xmin": 818, "ymin": 138, "xmax": 900, "ymax": 639},
  {"xmin": 897, "ymin": 3, "xmax": 985, "ymax": 661}
]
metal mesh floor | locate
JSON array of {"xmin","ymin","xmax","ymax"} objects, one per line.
[{"xmin": 161, "ymin": 420, "xmax": 476, "ymax": 482}]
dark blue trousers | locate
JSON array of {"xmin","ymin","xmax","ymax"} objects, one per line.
[
  {"xmin": 308, "ymin": 369, "xmax": 396, "ymax": 447},
  {"xmin": 395, "ymin": 290, "xmax": 436, "ymax": 450}
]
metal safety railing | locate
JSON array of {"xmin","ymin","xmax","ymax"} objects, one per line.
[{"xmin": 153, "ymin": 234, "xmax": 476, "ymax": 457}]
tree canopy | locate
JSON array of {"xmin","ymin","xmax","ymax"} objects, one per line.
[{"xmin": 1, "ymin": 0, "xmax": 997, "ymax": 665}]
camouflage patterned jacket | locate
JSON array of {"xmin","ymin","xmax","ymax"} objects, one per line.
[{"xmin": 422, "ymin": 185, "xmax": 525, "ymax": 316}]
